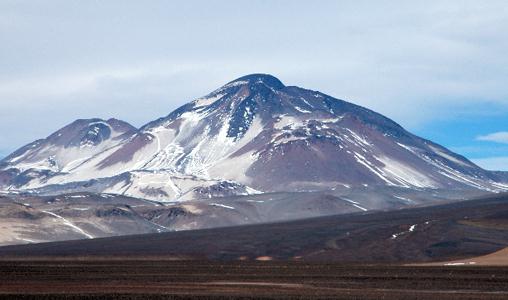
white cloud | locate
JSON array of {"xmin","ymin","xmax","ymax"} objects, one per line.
[
  {"xmin": 476, "ymin": 132, "xmax": 508, "ymax": 144},
  {"xmin": 472, "ymin": 157, "xmax": 508, "ymax": 171},
  {"xmin": 1, "ymin": 1, "xmax": 508, "ymax": 156}
]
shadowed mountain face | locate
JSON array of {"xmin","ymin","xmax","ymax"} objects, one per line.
[{"xmin": 1, "ymin": 73, "xmax": 507, "ymax": 201}]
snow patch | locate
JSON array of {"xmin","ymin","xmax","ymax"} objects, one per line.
[
  {"xmin": 391, "ymin": 224, "xmax": 417, "ymax": 240},
  {"xmin": 393, "ymin": 195, "xmax": 413, "ymax": 203},
  {"xmin": 293, "ymin": 105, "xmax": 312, "ymax": 113},
  {"xmin": 341, "ymin": 198, "xmax": 368, "ymax": 211},
  {"xmin": 194, "ymin": 93, "xmax": 225, "ymax": 107},
  {"xmin": 428, "ymin": 144, "xmax": 472, "ymax": 167},
  {"xmin": 42, "ymin": 210, "xmax": 93, "ymax": 239},
  {"xmin": 209, "ymin": 203, "xmax": 235, "ymax": 210},
  {"xmin": 377, "ymin": 155, "xmax": 437, "ymax": 188}
]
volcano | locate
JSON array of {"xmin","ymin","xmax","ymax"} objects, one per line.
[{"xmin": 1, "ymin": 74, "xmax": 507, "ymax": 202}]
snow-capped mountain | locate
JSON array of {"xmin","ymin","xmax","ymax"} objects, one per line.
[
  {"xmin": 0, "ymin": 118, "xmax": 135, "ymax": 188},
  {"xmin": 1, "ymin": 74, "xmax": 507, "ymax": 201}
]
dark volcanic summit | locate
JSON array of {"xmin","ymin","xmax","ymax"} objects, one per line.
[{"xmin": 229, "ymin": 73, "xmax": 286, "ymax": 89}]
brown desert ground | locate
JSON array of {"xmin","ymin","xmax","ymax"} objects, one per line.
[{"xmin": 0, "ymin": 260, "xmax": 508, "ymax": 300}]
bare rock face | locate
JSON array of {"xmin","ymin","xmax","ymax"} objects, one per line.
[{"xmin": 1, "ymin": 74, "xmax": 508, "ymax": 202}]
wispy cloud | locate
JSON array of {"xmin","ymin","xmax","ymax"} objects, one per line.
[{"xmin": 476, "ymin": 132, "xmax": 508, "ymax": 144}]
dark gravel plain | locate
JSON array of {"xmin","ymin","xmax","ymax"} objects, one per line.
[{"xmin": 0, "ymin": 260, "xmax": 508, "ymax": 300}]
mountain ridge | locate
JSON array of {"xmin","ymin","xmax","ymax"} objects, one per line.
[{"xmin": 1, "ymin": 74, "xmax": 507, "ymax": 202}]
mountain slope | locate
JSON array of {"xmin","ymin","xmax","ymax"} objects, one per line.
[
  {"xmin": 0, "ymin": 118, "xmax": 136, "ymax": 189},
  {"xmin": 1, "ymin": 74, "xmax": 507, "ymax": 201}
]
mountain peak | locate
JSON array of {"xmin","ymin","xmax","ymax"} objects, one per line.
[
  {"xmin": 226, "ymin": 74, "xmax": 285, "ymax": 90},
  {"xmin": 2, "ymin": 73, "xmax": 507, "ymax": 200}
]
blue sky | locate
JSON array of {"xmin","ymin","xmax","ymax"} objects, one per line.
[{"xmin": 1, "ymin": 1, "xmax": 508, "ymax": 169}]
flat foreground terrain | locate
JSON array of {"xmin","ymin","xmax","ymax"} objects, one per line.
[{"xmin": 0, "ymin": 260, "xmax": 507, "ymax": 300}]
